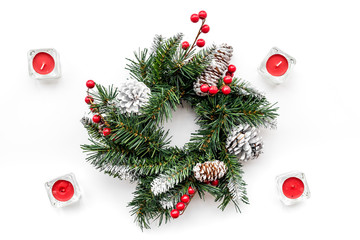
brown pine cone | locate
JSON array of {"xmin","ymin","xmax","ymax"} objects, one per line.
[
  {"xmin": 194, "ymin": 43, "xmax": 233, "ymax": 96},
  {"xmin": 193, "ymin": 160, "xmax": 228, "ymax": 182}
]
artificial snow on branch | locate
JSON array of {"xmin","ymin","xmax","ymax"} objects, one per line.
[
  {"xmin": 150, "ymin": 174, "xmax": 176, "ymax": 196},
  {"xmin": 102, "ymin": 164, "xmax": 139, "ymax": 182},
  {"xmin": 227, "ymin": 177, "xmax": 248, "ymax": 205}
]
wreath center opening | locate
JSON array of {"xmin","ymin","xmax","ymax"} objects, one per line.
[{"xmin": 162, "ymin": 101, "xmax": 199, "ymax": 148}]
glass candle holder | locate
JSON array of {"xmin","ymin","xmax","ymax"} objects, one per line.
[
  {"xmin": 45, "ymin": 173, "xmax": 81, "ymax": 208},
  {"xmin": 258, "ymin": 47, "xmax": 296, "ymax": 84},
  {"xmin": 276, "ymin": 171, "xmax": 310, "ymax": 205},
  {"xmin": 28, "ymin": 48, "xmax": 61, "ymax": 80}
]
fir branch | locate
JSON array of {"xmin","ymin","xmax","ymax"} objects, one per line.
[
  {"xmin": 80, "ymin": 116, "xmax": 103, "ymax": 141},
  {"xmin": 231, "ymin": 77, "xmax": 266, "ymax": 99},
  {"xmin": 151, "ymin": 35, "xmax": 165, "ymax": 53},
  {"xmin": 82, "ymin": 145, "xmax": 171, "ymax": 177},
  {"xmin": 102, "ymin": 163, "xmax": 139, "ymax": 182},
  {"xmin": 91, "ymin": 84, "xmax": 118, "ymax": 106},
  {"xmin": 129, "ymin": 179, "xmax": 174, "ymax": 230},
  {"xmin": 221, "ymin": 147, "xmax": 249, "ymax": 207},
  {"xmin": 151, "ymin": 33, "xmax": 183, "ymax": 85},
  {"xmin": 111, "ymin": 113, "xmax": 170, "ymax": 157},
  {"xmin": 140, "ymin": 85, "xmax": 181, "ymax": 125},
  {"xmin": 125, "ymin": 48, "xmax": 153, "ymax": 84},
  {"xmin": 150, "ymin": 155, "xmax": 196, "ymax": 195},
  {"xmin": 169, "ymin": 45, "xmax": 216, "ymax": 89},
  {"xmin": 227, "ymin": 176, "xmax": 248, "ymax": 205}
]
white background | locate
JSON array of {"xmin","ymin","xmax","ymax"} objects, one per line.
[{"xmin": 1, "ymin": 0, "xmax": 359, "ymax": 239}]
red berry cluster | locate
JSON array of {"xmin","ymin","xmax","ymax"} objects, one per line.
[
  {"xmin": 204, "ymin": 179, "xmax": 219, "ymax": 186},
  {"xmin": 182, "ymin": 10, "xmax": 209, "ymax": 51},
  {"xmin": 170, "ymin": 186, "xmax": 196, "ymax": 219},
  {"xmin": 85, "ymin": 80, "xmax": 111, "ymax": 137},
  {"xmin": 200, "ymin": 64, "xmax": 237, "ymax": 96}
]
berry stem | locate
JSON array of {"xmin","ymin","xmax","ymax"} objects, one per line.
[
  {"xmin": 86, "ymin": 88, "xmax": 110, "ymax": 127},
  {"xmin": 184, "ymin": 19, "xmax": 206, "ymax": 58},
  {"xmin": 179, "ymin": 190, "xmax": 196, "ymax": 216}
]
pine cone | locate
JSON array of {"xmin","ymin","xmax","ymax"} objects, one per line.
[
  {"xmin": 193, "ymin": 160, "xmax": 228, "ymax": 182},
  {"xmin": 226, "ymin": 124, "xmax": 263, "ymax": 162},
  {"xmin": 194, "ymin": 44, "xmax": 233, "ymax": 96},
  {"xmin": 116, "ymin": 79, "xmax": 151, "ymax": 114}
]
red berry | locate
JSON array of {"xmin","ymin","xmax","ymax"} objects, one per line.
[
  {"xmin": 221, "ymin": 85, "xmax": 231, "ymax": 95},
  {"xmin": 211, "ymin": 180, "xmax": 219, "ymax": 186},
  {"xmin": 182, "ymin": 41, "xmax": 190, "ymax": 50},
  {"xmin": 170, "ymin": 209, "xmax": 180, "ymax": 218},
  {"xmin": 86, "ymin": 80, "xmax": 95, "ymax": 89},
  {"xmin": 180, "ymin": 194, "xmax": 190, "ymax": 204},
  {"xmin": 103, "ymin": 128, "xmax": 111, "ymax": 136},
  {"xmin": 198, "ymin": 10, "xmax": 207, "ymax": 19},
  {"xmin": 223, "ymin": 76, "xmax": 233, "ymax": 84},
  {"xmin": 228, "ymin": 64, "xmax": 236, "ymax": 73},
  {"xmin": 92, "ymin": 115, "xmax": 101, "ymax": 123},
  {"xmin": 200, "ymin": 84, "xmax": 209, "ymax": 93},
  {"xmin": 204, "ymin": 181, "xmax": 210, "ymax": 184},
  {"xmin": 176, "ymin": 202, "xmax": 185, "ymax": 211},
  {"xmin": 196, "ymin": 39, "xmax": 205, "ymax": 48},
  {"xmin": 208, "ymin": 86, "xmax": 218, "ymax": 95},
  {"xmin": 85, "ymin": 96, "xmax": 93, "ymax": 104},
  {"xmin": 201, "ymin": 24, "xmax": 210, "ymax": 33},
  {"xmin": 188, "ymin": 186, "xmax": 195, "ymax": 195},
  {"xmin": 190, "ymin": 14, "xmax": 199, "ymax": 23},
  {"xmin": 226, "ymin": 71, "xmax": 234, "ymax": 77}
]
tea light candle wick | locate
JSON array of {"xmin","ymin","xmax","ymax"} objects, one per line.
[
  {"xmin": 40, "ymin": 63, "xmax": 46, "ymax": 70},
  {"xmin": 276, "ymin": 61, "xmax": 282, "ymax": 67}
]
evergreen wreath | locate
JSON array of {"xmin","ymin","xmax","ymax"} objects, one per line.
[{"xmin": 81, "ymin": 10, "xmax": 278, "ymax": 230}]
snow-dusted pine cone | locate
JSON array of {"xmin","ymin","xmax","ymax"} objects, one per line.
[
  {"xmin": 226, "ymin": 124, "xmax": 263, "ymax": 162},
  {"xmin": 116, "ymin": 79, "xmax": 151, "ymax": 114},
  {"xmin": 193, "ymin": 160, "xmax": 228, "ymax": 182},
  {"xmin": 194, "ymin": 44, "xmax": 233, "ymax": 96}
]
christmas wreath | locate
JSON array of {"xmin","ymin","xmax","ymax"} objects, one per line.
[{"xmin": 81, "ymin": 10, "xmax": 278, "ymax": 230}]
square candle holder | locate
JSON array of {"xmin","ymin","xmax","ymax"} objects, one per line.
[
  {"xmin": 258, "ymin": 47, "xmax": 296, "ymax": 84},
  {"xmin": 276, "ymin": 171, "xmax": 310, "ymax": 205},
  {"xmin": 28, "ymin": 48, "xmax": 61, "ymax": 80},
  {"xmin": 45, "ymin": 173, "xmax": 81, "ymax": 208}
]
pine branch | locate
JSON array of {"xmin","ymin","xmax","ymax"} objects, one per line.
[
  {"xmin": 168, "ymin": 44, "xmax": 216, "ymax": 89},
  {"xmin": 129, "ymin": 179, "xmax": 173, "ymax": 230},
  {"xmin": 140, "ymin": 85, "xmax": 181, "ymax": 125},
  {"xmin": 151, "ymin": 33, "xmax": 183, "ymax": 85},
  {"xmin": 220, "ymin": 146, "xmax": 249, "ymax": 207},
  {"xmin": 80, "ymin": 116, "xmax": 103, "ymax": 141},
  {"xmin": 110, "ymin": 113, "xmax": 170, "ymax": 157},
  {"xmin": 231, "ymin": 77, "xmax": 266, "ymax": 99},
  {"xmin": 91, "ymin": 84, "xmax": 118, "ymax": 106},
  {"xmin": 151, "ymin": 35, "xmax": 165, "ymax": 53},
  {"xmin": 125, "ymin": 48, "xmax": 153, "ymax": 84},
  {"xmin": 81, "ymin": 144, "xmax": 172, "ymax": 176},
  {"xmin": 150, "ymin": 154, "xmax": 197, "ymax": 195}
]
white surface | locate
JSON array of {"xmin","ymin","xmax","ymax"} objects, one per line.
[{"xmin": 1, "ymin": 0, "xmax": 359, "ymax": 239}]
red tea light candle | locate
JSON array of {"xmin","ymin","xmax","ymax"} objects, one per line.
[
  {"xmin": 276, "ymin": 171, "xmax": 310, "ymax": 205},
  {"xmin": 28, "ymin": 48, "xmax": 61, "ymax": 79},
  {"xmin": 45, "ymin": 173, "xmax": 80, "ymax": 207},
  {"xmin": 52, "ymin": 180, "xmax": 74, "ymax": 202},
  {"xmin": 258, "ymin": 47, "xmax": 296, "ymax": 84}
]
